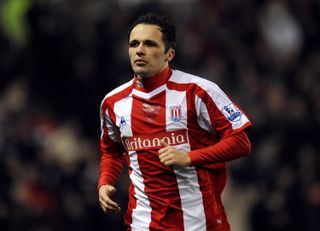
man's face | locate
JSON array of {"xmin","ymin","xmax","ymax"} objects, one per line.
[{"xmin": 129, "ymin": 24, "xmax": 175, "ymax": 78}]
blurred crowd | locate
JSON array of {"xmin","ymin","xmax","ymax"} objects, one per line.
[{"xmin": 0, "ymin": 0, "xmax": 319, "ymax": 230}]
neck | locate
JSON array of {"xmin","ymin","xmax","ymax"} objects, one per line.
[{"xmin": 134, "ymin": 67, "xmax": 172, "ymax": 91}]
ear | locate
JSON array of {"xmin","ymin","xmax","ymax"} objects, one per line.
[{"xmin": 166, "ymin": 48, "xmax": 175, "ymax": 62}]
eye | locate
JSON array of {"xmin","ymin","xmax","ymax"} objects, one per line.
[
  {"xmin": 145, "ymin": 40, "xmax": 158, "ymax": 47},
  {"xmin": 129, "ymin": 41, "xmax": 139, "ymax": 48}
]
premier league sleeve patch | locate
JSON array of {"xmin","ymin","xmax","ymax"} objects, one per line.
[{"xmin": 221, "ymin": 103, "xmax": 242, "ymax": 122}]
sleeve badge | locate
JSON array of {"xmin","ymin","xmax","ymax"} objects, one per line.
[{"xmin": 221, "ymin": 103, "xmax": 242, "ymax": 122}]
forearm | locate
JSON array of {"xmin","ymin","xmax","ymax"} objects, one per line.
[
  {"xmin": 188, "ymin": 131, "xmax": 251, "ymax": 166},
  {"xmin": 98, "ymin": 152, "xmax": 125, "ymax": 189}
]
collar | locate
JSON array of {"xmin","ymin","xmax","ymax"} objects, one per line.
[{"xmin": 134, "ymin": 68, "xmax": 172, "ymax": 92}]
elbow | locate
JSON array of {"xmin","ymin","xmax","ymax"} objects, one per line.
[
  {"xmin": 236, "ymin": 131, "xmax": 252, "ymax": 157},
  {"xmin": 243, "ymin": 132, "xmax": 252, "ymax": 156},
  {"xmin": 244, "ymin": 139, "xmax": 252, "ymax": 156}
]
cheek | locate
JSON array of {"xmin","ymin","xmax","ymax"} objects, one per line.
[
  {"xmin": 152, "ymin": 52, "xmax": 166, "ymax": 62},
  {"xmin": 128, "ymin": 51, "xmax": 135, "ymax": 62}
]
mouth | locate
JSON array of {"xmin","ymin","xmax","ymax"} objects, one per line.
[{"xmin": 135, "ymin": 59, "xmax": 147, "ymax": 66}]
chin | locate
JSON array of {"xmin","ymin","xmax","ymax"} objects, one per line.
[{"xmin": 134, "ymin": 69, "xmax": 150, "ymax": 78}]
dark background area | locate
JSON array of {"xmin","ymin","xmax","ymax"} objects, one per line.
[{"xmin": 0, "ymin": 0, "xmax": 319, "ymax": 230}]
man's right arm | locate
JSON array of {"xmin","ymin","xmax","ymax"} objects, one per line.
[
  {"xmin": 98, "ymin": 101, "xmax": 126, "ymax": 186},
  {"xmin": 98, "ymin": 142, "xmax": 125, "ymax": 189},
  {"xmin": 98, "ymin": 136, "xmax": 125, "ymax": 213},
  {"xmin": 98, "ymin": 103, "xmax": 126, "ymax": 212}
]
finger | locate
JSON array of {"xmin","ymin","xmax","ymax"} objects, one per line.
[
  {"xmin": 160, "ymin": 140, "xmax": 169, "ymax": 147},
  {"xmin": 158, "ymin": 147, "xmax": 167, "ymax": 155},
  {"xmin": 105, "ymin": 202, "xmax": 121, "ymax": 213},
  {"xmin": 159, "ymin": 149, "xmax": 171, "ymax": 161},
  {"xmin": 99, "ymin": 191, "xmax": 120, "ymax": 210},
  {"xmin": 99, "ymin": 200, "xmax": 108, "ymax": 213},
  {"xmin": 99, "ymin": 186, "xmax": 116, "ymax": 202},
  {"xmin": 101, "ymin": 205, "xmax": 107, "ymax": 213},
  {"xmin": 159, "ymin": 153, "xmax": 170, "ymax": 163},
  {"xmin": 105, "ymin": 205, "xmax": 121, "ymax": 213},
  {"xmin": 101, "ymin": 204, "xmax": 121, "ymax": 214},
  {"xmin": 159, "ymin": 155, "xmax": 174, "ymax": 168},
  {"xmin": 158, "ymin": 141, "xmax": 170, "ymax": 154},
  {"xmin": 99, "ymin": 198, "xmax": 121, "ymax": 213},
  {"xmin": 106, "ymin": 186, "xmax": 116, "ymax": 196},
  {"xmin": 100, "ymin": 196, "xmax": 120, "ymax": 209}
]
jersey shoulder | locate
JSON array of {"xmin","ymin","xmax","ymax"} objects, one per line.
[
  {"xmin": 100, "ymin": 79, "xmax": 134, "ymax": 108},
  {"xmin": 170, "ymin": 69, "xmax": 220, "ymax": 92}
]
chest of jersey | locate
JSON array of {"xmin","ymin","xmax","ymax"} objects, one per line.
[{"xmin": 114, "ymin": 87, "xmax": 190, "ymax": 139}]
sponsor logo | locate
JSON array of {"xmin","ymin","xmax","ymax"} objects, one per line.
[
  {"xmin": 170, "ymin": 105, "xmax": 181, "ymax": 122},
  {"xmin": 122, "ymin": 129, "xmax": 188, "ymax": 151},
  {"xmin": 221, "ymin": 103, "xmax": 242, "ymax": 122}
]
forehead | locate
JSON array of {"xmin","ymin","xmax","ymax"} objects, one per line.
[{"xmin": 129, "ymin": 24, "xmax": 163, "ymax": 42}]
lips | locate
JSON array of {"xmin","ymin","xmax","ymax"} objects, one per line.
[{"xmin": 135, "ymin": 59, "xmax": 147, "ymax": 65}]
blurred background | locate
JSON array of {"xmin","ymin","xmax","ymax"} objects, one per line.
[{"xmin": 0, "ymin": 0, "xmax": 319, "ymax": 230}]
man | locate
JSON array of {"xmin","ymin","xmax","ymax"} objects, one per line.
[{"xmin": 98, "ymin": 12, "xmax": 252, "ymax": 231}]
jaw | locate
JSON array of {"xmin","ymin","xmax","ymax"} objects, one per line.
[
  {"xmin": 132, "ymin": 61, "xmax": 168, "ymax": 78},
  {"xmin": 132, "ymin": 64, "xmax": 152, "ymax": 78}
]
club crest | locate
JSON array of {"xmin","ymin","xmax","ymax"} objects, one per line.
[{"xmin": 170, "ymin": 105, "xmax": 181, "ymax": 122}]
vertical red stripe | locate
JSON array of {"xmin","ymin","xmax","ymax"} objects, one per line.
[{"xmin": 130, "ymin": 91, "xmax": 184, "ymax": 230}]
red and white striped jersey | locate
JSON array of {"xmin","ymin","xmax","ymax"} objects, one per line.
[{"xmin": 99, "ymin": 68, "xmax": 251, "ymax": 231}]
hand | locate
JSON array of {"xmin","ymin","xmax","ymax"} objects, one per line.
[
  {"xmin": 98, "ymin": 185, "xmax": 121, "ymax": 214},
  {"xmin": 158, "ymin": 140, "xmax": 191, "ymax": 167}
]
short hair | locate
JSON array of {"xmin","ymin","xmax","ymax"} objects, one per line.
[{"xmin": 128, "ymin": 12, "xmax": 176, "ymax": 52}]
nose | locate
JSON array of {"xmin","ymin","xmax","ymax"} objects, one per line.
[{"xmin": 136, "ymin": 44, "xmax": 145, "ymax": 56}]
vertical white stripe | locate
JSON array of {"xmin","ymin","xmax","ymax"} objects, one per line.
[
  {"xmin": 114, "ymin": 97, "xmax": 152, "ymax": 230},
  {"xmin": 103, "ymin": 109, "xmax": 121, "ymax": 142},
  {"xmin": 195, "ymin": 95, "xmax": 215, "ymax": 134},
  {"xmin": 166, "ymin": 88, "xmax": 207, "ymax": 231},
  {"xmin": 100, "ymin": 108, "xmax": 105, "ymax": 140},
  {"xmin": 128, "ymin": 150, "xmax": 152, "ymax": 231}
]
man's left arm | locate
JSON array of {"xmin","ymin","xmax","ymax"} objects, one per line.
[
  {"xmin": 158, "ymin": 130, "xmax": 251, "ymax": 167},
  {"xmin": 188, "ymin": 130, "xmax": 251, "ymax": 166}
]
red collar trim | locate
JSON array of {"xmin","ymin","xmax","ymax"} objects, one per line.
[{"xmin": 134, "ymin": 68, "xmax": 172, "ymax": 92}]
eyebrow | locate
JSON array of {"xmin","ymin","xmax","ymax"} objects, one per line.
[
  {"xmin": 144, "ymin": 40, "xmax": 159, "ymax": 45},
  {"xmin": 129, "ymin": 39, "xmax": 159, "ymax": 46}
]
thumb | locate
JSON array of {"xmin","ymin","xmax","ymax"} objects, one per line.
[
  {"xmin": 106, "ymin": 185, "xmax": 116, "ymax": 195},
  {"xmin": 160, "ymin": 140, "xmax": 169, "ymax": 147}
]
